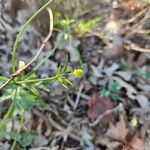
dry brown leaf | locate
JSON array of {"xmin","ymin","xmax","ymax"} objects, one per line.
[
  {"xmin": 106, "ymin": 115, "xmax": 128, "ymax": 143},
  {"xmin": 125, "ymin": 135, "xmax": 143, "ymax": 150},
  {"xmin": 96, "ymin": 136, "xmax": 121, "ymax": 150},
  {"xmin": 120, "ymin": 1, "xmax": 140, "ymax": 11},
  {"xmin": 87, "ymin": 94, "xmax": 114, "ymax": 124},
  {"xmin": 144, "ymin": 136, "xmax": 150, "ymax": 150}
]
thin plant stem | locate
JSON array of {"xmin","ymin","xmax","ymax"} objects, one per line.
[
  {"xmin": 0, "ymin": 3, "xmax": 53, "ymax": 91},
  {"xmin": 18, "ymin": 72, "xmax": 73, "ymax": 84},
  {"xmin": 17, "ymin": 76, "xmax": 57, "ymax": 84},
  {"xmin": 12, "ymin": 0, "xmax": 52, "ymax": 73},
  {"xmin": 11, "ymin": 116, "xmax": 24, "ymax": 150},
  {"xmin": 0, "ymin": 104, "xmax": 14, "ymax": 130},
  {"xmin": 0, "ymin": 89, "xmax": 18, "ymax": 135},
  {"xmin": 11, "ymin": 7, "xmax": 53, "ymax": 77}
]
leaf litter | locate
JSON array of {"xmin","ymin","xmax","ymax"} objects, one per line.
[{"xmin": 0, "ymin": 0, "xmax": 150, "ymax": 149}]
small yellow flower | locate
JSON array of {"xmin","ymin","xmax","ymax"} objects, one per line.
[
  {"xmin": 106, "ymin": 21, "xmax": 118, "ymax": 33},
  {"xmin": 130, "ymin": 117, "xmax": 138, "ymax": 127},
  {"xmin": 73, "ymin": 69, "xmax": 83, "ymax": 78},
  {"xmin": 64, "ymin": 33, "xmax": 68, "ymax": 40},
  {"xmin": 18, "ymin": 60, "xmax": 25, "ymax": 70}
]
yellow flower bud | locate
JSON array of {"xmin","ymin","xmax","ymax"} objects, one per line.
[
  {"xmin": 130, "ymin": 117, "xmax": 138, "ymax": 127},
  {"xmin": 73, "ymin": 69, "xmax": 83, "ymax": 78},
  {"xmin": 18, "ymin": 60, "xmax": 25, "ymax": 70}
]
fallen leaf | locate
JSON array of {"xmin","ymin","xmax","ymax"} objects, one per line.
[
  {"xmin": 33, "ymin": 135, "xmax": 49, "ymax": 147},
  {"xmin": 96, "ymin": 136, "xmax": 121, "ymax": 150},
  {"xmin": 144, "ymin": 136, "xmax": 150, "ymax": 150},
  {"xmin": 91, "ymin": 65, "xmax": 103, "ymax": 78},
  {"xmin": 104, "ymin": 63, "xmax": 119, "ymax": 77},
  {"xmin": 106, "ymin": 115, "xmax": 128, "ymax": 143},
  {"xmin": 136, "ymin": 95, "xmax": 150, "ymax": 110},
  {"xmin": 125, "ymin": 135, "xmax": 143, "ymax": 150},
  {"xmin": 87, "ymin": 94, "xmax": 114, "ymax": 124},
  {"xmin": 120, "ymin": 2, "xmax": 140, "ymax": 11},
  {"xmin": 114, "ymin": 71, "xmax": 132, "ymax": 81}
]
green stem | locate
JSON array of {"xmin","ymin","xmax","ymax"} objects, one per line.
[
  {"xmin": 12, "ymin": 0, "xmax": 52, "ymax": 73},
  {"xmin": 0, "ymin": 76, "xmax": 9, "ymax": 81},
  {"xmin": 18, "ymin": 72, "xmax": 73, "ymax": 84},
  {"xmin": 11, "ymin": 116, "xmax": 24, "ymax": 150},
  {"xmin": 0, "ymin": 89, "xmax": 18, "ymax": 135},
  {"xmin": 17, "ymin": 76, "xmax": 57, "ymax": 84},
  {"xmin": 0, "ymin": 104, "xmax": 14, "ymax": 130}
]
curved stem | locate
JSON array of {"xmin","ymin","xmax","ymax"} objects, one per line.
[{"xmin": 12, "ymin": 0, "xmax": 52, "ymax": 73}]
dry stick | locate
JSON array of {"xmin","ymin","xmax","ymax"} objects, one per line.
[
  {"xmin": 131, "ymin": 7, "xmax": 150, "ymax": 29},
  {"xmin": 121, "ymin": 7, "xmax": 149, "ymax": 25},
  {"xmin": 121, "ymin": 7, "xmax": 150, "ymax": 53},
  {"xmin": 33, "ymin": 108, "xmax": 81, "ymax": 142},
  {"xmin": 0, "ymin": 8, "xmax": 53, "ymax": 90},
  {"xmin": 89, "ymin": 103, "xmax": 124, "ymax": 127},
  {"xmin": 74, "ymin": 83, "xmax": 83, "ymax": 110},
  {"xmin": 0, "ymin": 76, "xmax": 14, "ymax": 90},
  {"xmin": 125, "ymin": 40, "xmax": 150, "ymax": 53}
]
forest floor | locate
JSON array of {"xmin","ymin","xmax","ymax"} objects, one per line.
[{"xmin": 0, "ymin": 0, "xmax": 150, "ymax": 150}]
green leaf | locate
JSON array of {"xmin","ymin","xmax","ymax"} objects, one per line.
[
  {"xmin": 117, "ymin": 60, "xmax": 132, "ymax": 71},
  {"xmin": 135, "ymin": 72, "xmax": 150, "ymax": 79},
  {"xmin": 101, "ymin": 89, "xmax": 110, "ymax": 98},
  {"xmin": 13, "ymin": 89, "xmax": 45, "ymax": 111},
  {"xmin": 75, "ymin": 17, "xmax": 103, "ymax": 36},
  {"xmin": 0, "ymin": 122, "xmax": 7, "ymax": 139},
  {"xmin": 0, "ymin": 131, "xmax": 6, "ymax": 139},
  {"xmin": 0, "ymin": 95, "xmax": 11, "ymax": 103},
  {"xmin": 19, "ymin": 133, "xmax": 35, "ymax": 147},
  {"xmin": 0, "ymin": 76, "xmax": 8, "ymax": 81},
  {"xmin": 38, "ymin": 85, "xmax": 51, "ymax": 93},
  {"xmin": 20, "ymin": 97, "xmax": 45, "ymax": 111},
  {"xmin": 110, "ymin": 82, "xmax": 120, "ymax": 92},
  {"xmin": 8, "ymin": 131, "xmax": 21, "ymax": 141},
  {"xmin": 62, "ymin": 55, "xmax": 70, "ymax": 73},
  {"xmin": 60, "ymin": 18, "xmax": 74, "ymax": 29},
  {"xmin": 1, "ymin": 86, "xmax": 14, "ymax": 98},
  {"xmin": 29, "ymin": 87, "xmax": 40, "ymax": 96},
  {"xmin": 13, "ymin": 99, "xmax": 23, "ymax": 111},
  {"xmin": 111, "ymin": 93, "xmax": 121, "ymax": 101},
  {"xmin": 55, "ymin": 66, "xmax": 62, "ymax": 78},
  {"xmin": 9, "ymin": 132, "xmax": 35, "ymax": 148},
  {"xmin": 58, "ymin": 77, "xmax": 72, "ymax": 88}
]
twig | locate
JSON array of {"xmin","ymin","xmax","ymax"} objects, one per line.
[
  {"xmin": 0, "ymin": 76, "xmax": 13, "ymax": 90},
  {"xmin": 125, "ymin": 40, "xmax": 150, "ymax": 53},
  {"xmin": 121, "ymin": 7, "xmax": 148, "ymax": 25},
  {"xmin": 74, "ymin": 84, "xmax": 83, "ymax": 110},
  {"xmin": 89, "ymin": 103, "xmax": 124, "ymax": 127},
  {"xmin": 126, "ymin": 28, "xmax": 150, "ymax": 34},
  {"xmin": 0, "ymin": 8, "xmax": 53, "ymax": 90},
  {"xmin": 33, "ymin": 108, "xmax": 81, "ymax": 142}
]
